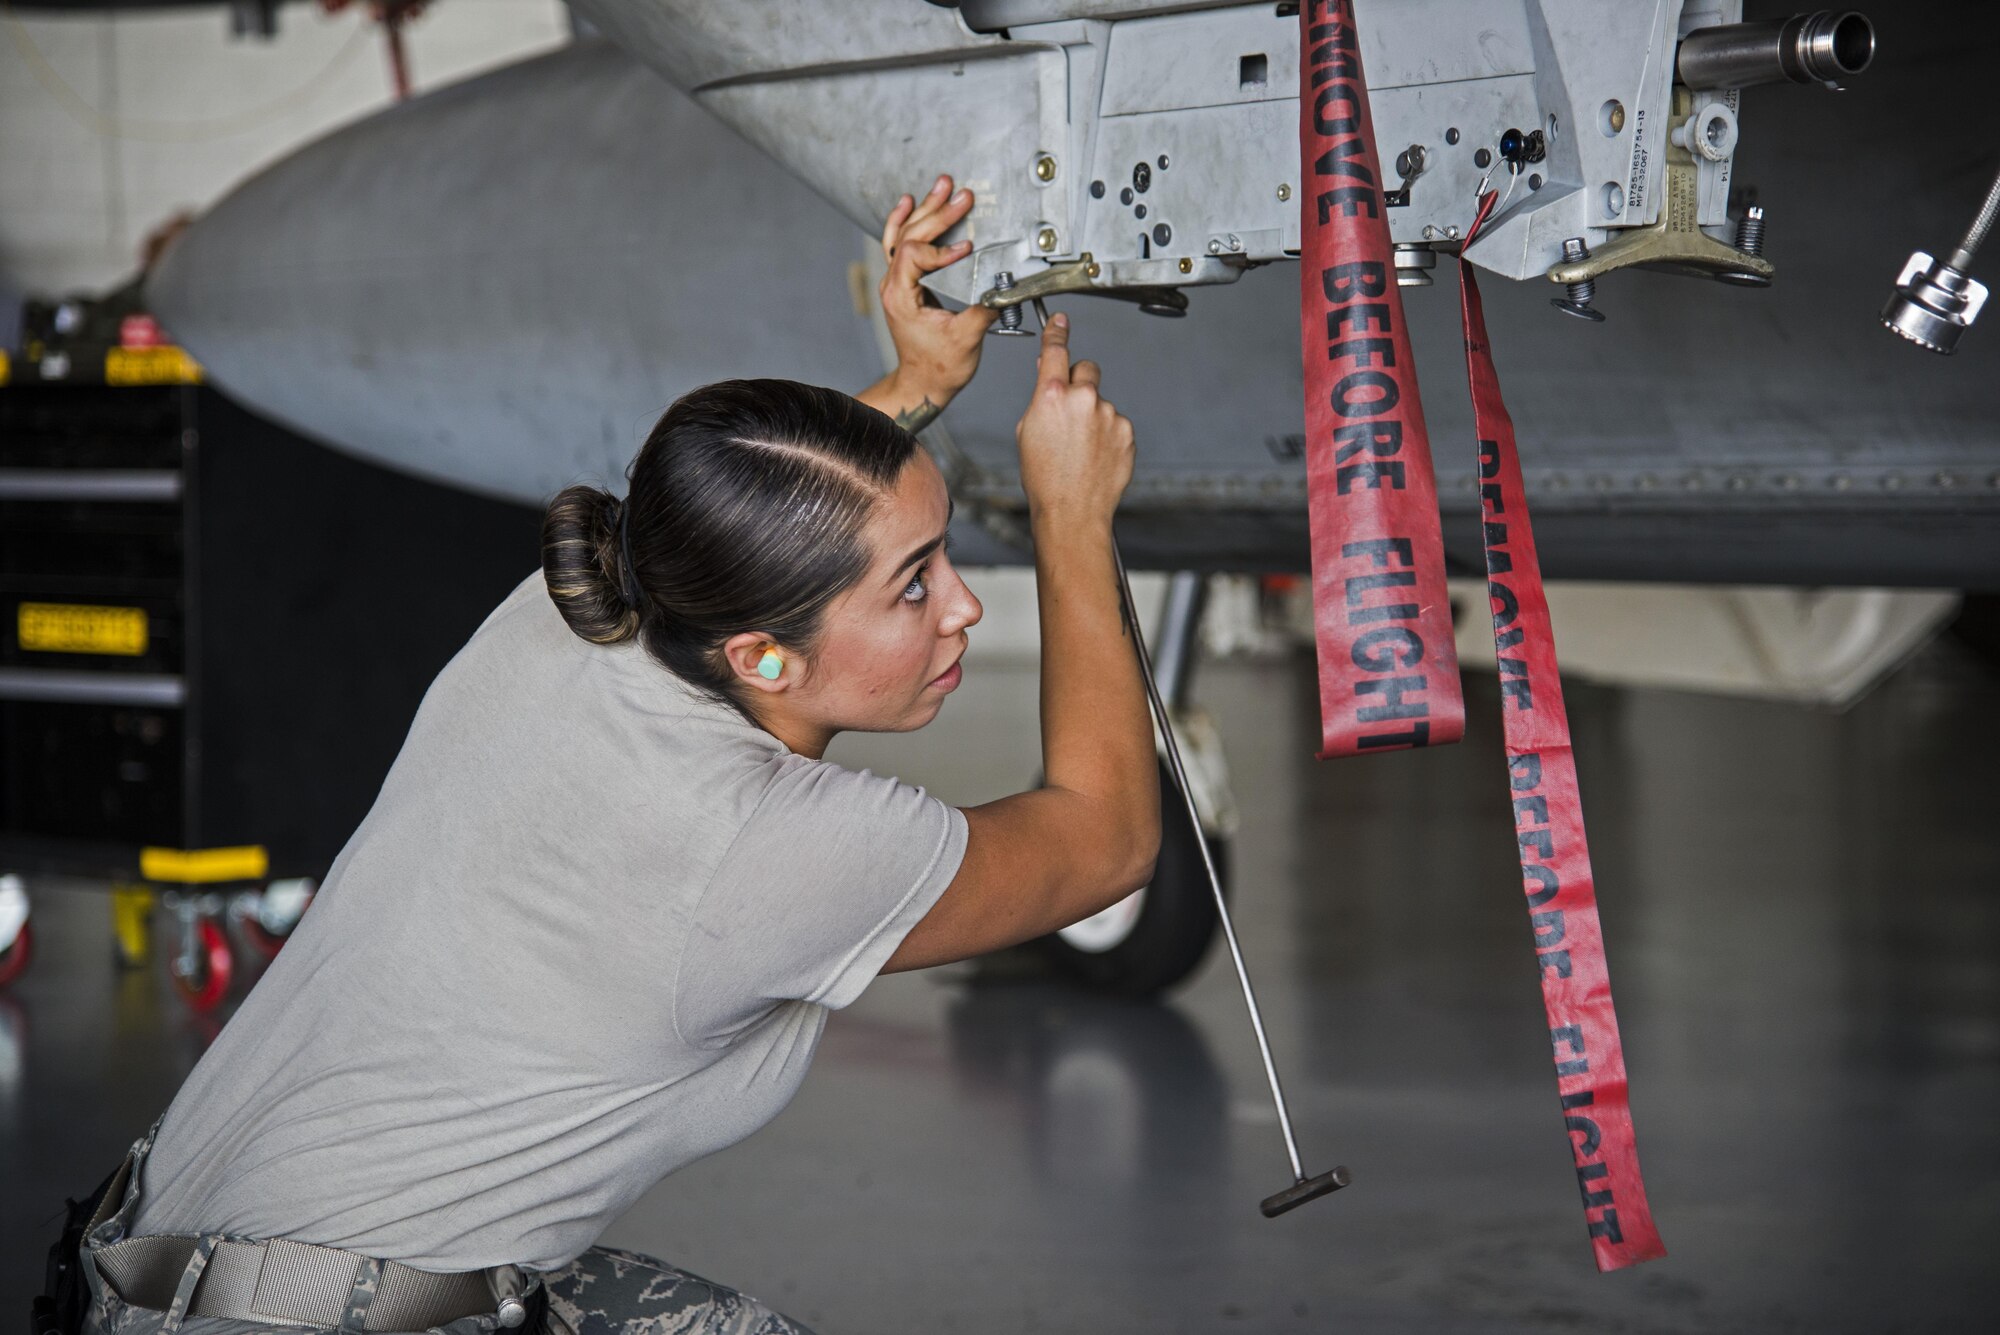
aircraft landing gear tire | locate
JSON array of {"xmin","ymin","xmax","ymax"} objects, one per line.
[{"xmin": 1039, "ymin": 760, "xmax": 1226, "ymax": 999}]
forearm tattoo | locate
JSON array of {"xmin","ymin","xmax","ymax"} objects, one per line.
[{"xmin": 894, "ymin": 397, "xmax": 942, "ymax": 434}]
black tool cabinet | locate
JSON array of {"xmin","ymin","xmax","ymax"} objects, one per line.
[{"xmin": 1, "ymin": 381, "xmax": 542, "ymax": 886}]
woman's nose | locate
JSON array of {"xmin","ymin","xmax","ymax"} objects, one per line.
[{"xmin": 945, "ymin": 578, "xmax": 982, "ymax": 634}]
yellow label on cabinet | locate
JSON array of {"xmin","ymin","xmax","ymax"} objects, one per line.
[
  {"xmin": 0, "ymin": 350, "xmax": 10, "ymax": 386},
  {"xmin": 104, "ymin": 345, "xmax": 202, "ymax": 386},
  {"xmin": 141, "ymin": 846, "xmax": 269, "ymax": 885},
  {"xmin": 18, "ymin": 602, "xmax": 149, "ymax": 656}
]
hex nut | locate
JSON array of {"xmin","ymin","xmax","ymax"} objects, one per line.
[
  {"xmin": 1178, "ymin": 257, "xmax": 1193, "ymax": 274},
  {"xmin": 1277, "ymin": 183, "xmax": 1292, "ymax": 201},
  {"xmin": 1034, "ymin": 154, "xmax": 1057, "ymax": 182},
  {"xmin": 1036, "ymin": 227, "xmax": 1058, "ymax": 251}
]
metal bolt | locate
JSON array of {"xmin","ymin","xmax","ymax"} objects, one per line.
[
  {"xmin": 1718, "ymin": 205, "xmax": 1771, "ymax": 288},
  {"xmin": 1036, "ymin": 226, "xmax": 1057, "ymax": 252},
  {"xmin": 1136, "ymin": 204, "xmax": 1148, "ymax": 220},
  {"xmin": 1153, "ymin": 222, "xmax": 1173, "ymax": 245},
  {"xmin": 1735, "ymin": 205, "xmax": 1766, "ymax": 255},
  {"xmin": 1277, "ymin": 183, "xmax": 1292, "ymax": 201},
  {"xmin": 1121, "ymin": 186, "xmax": 1134, "ymax": 205},
  {"xmin": 1529, "ymin": 173, "xmax": 1543, "ymax": 190},
  {"xmin": 1034, "ymin": 154, "xmax": 1057, "ymax": 182},
  {"xmin": 990, "ymin": 271, "xmax": 1032, "ymax": 337},
  {"xmin": 1086, "ymin": 261, "xmax": 1101, "ymax": 278},
  {"xmin": 1445, "ymin": 127, "xmax": 1461, "ymax": 145},
  {"xmin": 1551, "ymin": 237, "xmax": 1606, "ymax": 322},
  {"xmin": 1090, "ymin": 179, "xmax": 1105, "ymax": 198},
  {"xmin": 1178, "ymin": 257, "xmax": 1193, "ymax": 274},
  {"xmin": 1158, "ymin": 153, "xmax": 1171, "ymax": 169},
  {"xmin": 1474, "ymin": 148, "xmax": 1493, "ymax": 169},
  {"xmin": 1208, "ymin": 239, "xmax": 1222, "ymax": 254}
]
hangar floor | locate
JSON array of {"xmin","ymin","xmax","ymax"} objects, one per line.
[{"xmin": 3, "ymin": 640, "xmax": 1996, "ymax": 1331}]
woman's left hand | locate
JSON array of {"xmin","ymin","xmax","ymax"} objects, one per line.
[{"xmin": 873, "ymin": 175, "xmax": 996, "ymax": 422}]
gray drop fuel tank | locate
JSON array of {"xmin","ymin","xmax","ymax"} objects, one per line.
[
  {"xmin": 147, "ymin": 40, "xmax": 883, "ymax": 509},
  {"xmin": 149, "ymin": 35, "xmax": 2000, "ymax": 586}
]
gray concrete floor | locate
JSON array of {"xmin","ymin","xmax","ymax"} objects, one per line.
[{"xmin": 4, "ymin": 643, "xmax": 1997, "ymax": 1330}]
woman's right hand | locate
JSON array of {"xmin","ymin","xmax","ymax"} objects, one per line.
[{"xmin": 1014, "ymin": 314, "xmax": 1136, "ymax": 529}]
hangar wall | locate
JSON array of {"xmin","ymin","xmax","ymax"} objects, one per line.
[{"xmin": 0, "ymin": 0, "xmax": 568, "ymax": 324}]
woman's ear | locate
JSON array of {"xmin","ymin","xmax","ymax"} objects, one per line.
[{"xmin": 722, "ymin": 631, "xmax": 793, "ymax": 694}]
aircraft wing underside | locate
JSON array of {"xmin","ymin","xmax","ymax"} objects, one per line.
[{"xmin": 146, "ymin": 4, "xmax": 2000, "ymax": 586}]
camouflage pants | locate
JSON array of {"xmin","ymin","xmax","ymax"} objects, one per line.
[
  {"xmin": 541, "ymin": 1246, "xmax": 816, "ymax": 1335},
  {"xmin": 75, "ymin": 1122, "xmax": 814, "ymax": 1335}
]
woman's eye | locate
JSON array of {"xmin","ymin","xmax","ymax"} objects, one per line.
[{"xmin": 902, "ymin": 565, "xmax": 930, "ymax": 604}]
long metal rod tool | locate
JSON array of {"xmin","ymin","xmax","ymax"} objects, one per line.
[
  {"xmin": 1110, "ymin": 543, "xmax": 1351, "ymax": 1217},
  {"xmin": 1026, "ymin": 298, "xmax": 1340, "ymax": 1211}
]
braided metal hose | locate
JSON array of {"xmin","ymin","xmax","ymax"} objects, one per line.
[{"xmin": 1950, "ymin": 162, "xmax": 2000, "ymax": 271}]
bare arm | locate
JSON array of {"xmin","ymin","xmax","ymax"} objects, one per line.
[
  {"xmin": 854, "ymin": 378, "xmax": 947, "ymax": 435},
  {"xmin": 884, "ymin": 315, "xmax": 1158, "ymax": 972}
]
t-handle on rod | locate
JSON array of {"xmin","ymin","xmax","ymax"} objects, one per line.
[{"xmin": 1110, "ymin": 544, "xmax": 1351, "ymax": 1217}]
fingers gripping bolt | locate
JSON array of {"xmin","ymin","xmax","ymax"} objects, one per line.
[
  {"xmin": 1111, "ymin": 546, "xmax": 1351, "ymax": 1218},
  {"xmin": 990, "ymin": 271, "xmax": 1034, "ymax": 337}
]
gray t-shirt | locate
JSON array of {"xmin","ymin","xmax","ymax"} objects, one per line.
[{"xmin": 132, "ymin": 574, "xmax": 966, "ymax": 1272}]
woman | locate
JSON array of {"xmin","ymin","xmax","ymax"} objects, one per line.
[{"xmin": 68, "ymin": 178, "xmax": 1158, "ymax": 1335}]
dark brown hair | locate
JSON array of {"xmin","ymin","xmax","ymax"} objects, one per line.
[{"xmin": 542, "ymin": 379, "xmax": 919, "ymax": 708}]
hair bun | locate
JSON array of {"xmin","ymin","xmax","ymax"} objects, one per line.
[{"xmin": 542, "ymin": 484, "xmax": 640, "ymax": 644}]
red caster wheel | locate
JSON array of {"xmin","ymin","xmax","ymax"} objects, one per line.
[
  {"xmin": 169, "ymin": 915, "xmax": 232, "ymax": 1012},
  {"xmin": 0, "ymin": 921, "xmax": 32, "ymax": 990}
]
